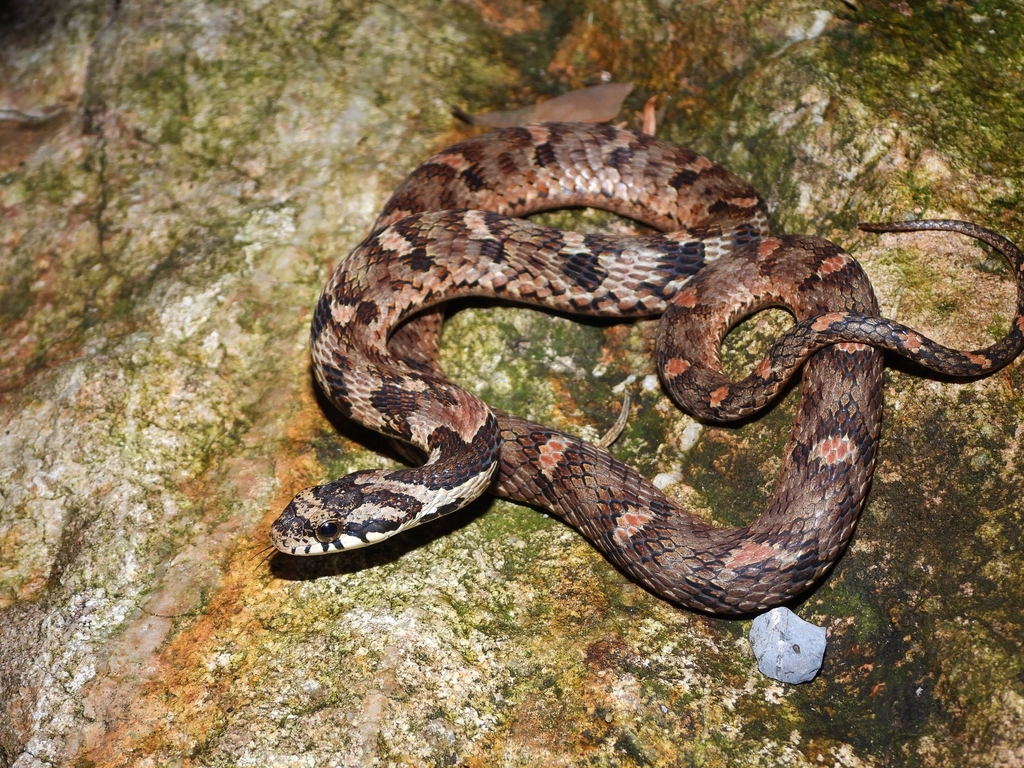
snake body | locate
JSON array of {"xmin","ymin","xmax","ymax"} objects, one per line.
[{"xmin": 271, "ymin": 123, "xmax": 1024, "ymax": 614}]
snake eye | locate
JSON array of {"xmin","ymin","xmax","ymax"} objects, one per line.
[{"xmin": 315, "ymin": 521, "xmax": 340, "ymax": 542}]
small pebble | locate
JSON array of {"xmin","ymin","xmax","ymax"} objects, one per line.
[{"xmin": 749, "ymin": 607, "xmax": 826, "ymax": 684}]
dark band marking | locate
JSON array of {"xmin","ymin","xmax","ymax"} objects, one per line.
[
  {"xmin": 565, "ymin": 241, "xmax": 611, "ymax": 292},
  {"xmin": 478, "ymin": 237, "xmax": 505, "ymax": 264},
  {"xmin": 668, "ymin": 168, "xmax": 701, "ymax": 190},
  {"xmin": 408, "ymin": 246, "xmax": 431, "ymax": 272},
  {"xmin": 459, "ymin": 166, "xmax": 488, "ymax": 192},
  {"xmin": 355, "ymin": 300, "xmax": 381, "ymax": 326},
  {"xmin": 534, "ymin": 142, "xmax": 557, "ymax": 168},
  {"xmin": 607, "ymin": 146, "xmax": 635, "ymax": 169},
  {"xmin": 311, "ymin": 293, "xmax": 332, "ymax": 343}
]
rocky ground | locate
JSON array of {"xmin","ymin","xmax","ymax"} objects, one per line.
[{"xmin": 1, "ymin": 1, "xmax": 1023, "ymax": 766}]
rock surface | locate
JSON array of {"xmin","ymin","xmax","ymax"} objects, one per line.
[{"xmin": 2, "ymin": 1, "xmax": 1023, "ymax": 766}]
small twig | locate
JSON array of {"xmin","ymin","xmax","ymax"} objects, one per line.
[
  {"xmin": 0, "ymin": 106, "xmax": 66, "ymax": 125},
  {"xmin": 450, "ymin": 106, "xmax": 475, "ymax": 125},
  {"xmin": 596, "ymin": 392, "xmax": 631, "ymax": 449},
  {"xmin": 641, "ymin": 96, "xmax": 658, "ymax": 136}
]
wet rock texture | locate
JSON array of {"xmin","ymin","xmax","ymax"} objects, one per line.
[{"xmin": 2, "ymin": 1, "xmax": 1023, "ymax": 766}]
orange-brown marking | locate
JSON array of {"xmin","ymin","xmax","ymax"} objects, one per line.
[
  {"xmin": 818, "ymin": 255, "xmax": 848, "ymax": 276},
  {"xmin": 537, "ymin": 440, "xmax": 567, "ymax": 473},
  {"xmin": 709, "ymin": 386, "xmax": 730, "ymax": 408},
  {"xmin": 620, "ymin": 510, "xmax": 653, "ymax": 532},
  {"xmin": 811, "ymin": 312, "xmax": 844, "ymax": 332},
  {"xmin": 677, "ymin": 286, "xmax": 698, "ymax": 309},
  {"xmin": 902, "ymin": 331, "xmax": 924, "ymax": 354},
  {"xmin": 758, "ymin": 239, "xmax": 781, "ymax": 257},
  {"xmin": 665, "ymin": 357, "xmax": 691, "ymax": 377},
  {"xmin": 378, "ymin": 227, "xmax": 415, "ymax": 256},
  {"xmin": 430, "ymin": 153, "xmax": 469, "ymax": 171},
  {"xmin": 731, "ymin": 196, "xmax": 761, "ymax": 208},
  {"xmin": 612, "ymin": 510, "xmax": 655, "ymax": 548},
  {"xmin": 812, "ymin": 436, "xmax": 857, "ymax": 465},
  {"xmin": 726, "ymin": 542, "xmax": 779, "ymax": 569}
]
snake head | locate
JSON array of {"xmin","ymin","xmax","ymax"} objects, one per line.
[
  {"xmin": 269, "ymin": 469, "xmax": 446, "ymax": 555},
  {"xmin": 269, "ymin": 471, "xmax": 409, "ymax": 555}
]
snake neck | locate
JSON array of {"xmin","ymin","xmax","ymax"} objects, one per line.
[
  {"xmin": 274, "ymin": 310, "xmax": 506, "ymax": 557},
  {"xmin": 271, "ymin": 439, "xmax": 500, "ymax": 554}
]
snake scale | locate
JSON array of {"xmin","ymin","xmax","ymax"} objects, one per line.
[{"xmin": 271, "ymin": 122, "xmax": 1024, "ymax": 614}]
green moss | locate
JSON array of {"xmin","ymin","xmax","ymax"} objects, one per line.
[
  {"xmin": 824, "ymin": 2, "xmax": 1024, "ymax": 222},
  {"xmin": 0, "ymin": 269, "xmax": 33, "ymax": 325},
  {"xmin": 683, "ymin": 303, "xmax": 799, "ymax": 529},
  {"xmin": 831, "ymin": 3, "xmax": 1024, "ymax": 168}
]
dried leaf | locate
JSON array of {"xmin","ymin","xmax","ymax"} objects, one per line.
[{"xmin": 461, "ymin": 82, "xmax": 634, "ymax": 128}]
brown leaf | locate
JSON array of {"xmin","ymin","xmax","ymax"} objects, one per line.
[{"xmin": 461, "ymin": 82, "xmax": 634, "ymax": 127}]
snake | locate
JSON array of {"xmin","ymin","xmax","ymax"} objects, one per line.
[{"xmin": 270, "ymin": 122, "xmax": 1024, "ymax": 614}]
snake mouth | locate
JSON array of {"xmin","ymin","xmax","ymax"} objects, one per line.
[{"xmin": 270, "ymin": 526, "xmax": 395, "ymax": 556}]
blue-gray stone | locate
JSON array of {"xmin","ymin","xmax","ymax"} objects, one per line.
[{"xmin": 749, "ymin": 607, "xmax": 827, "ymax": 684}]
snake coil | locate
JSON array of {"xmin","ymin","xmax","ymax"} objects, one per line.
[{"xmin": 271, "ymin": 123, "xmax": 1024, "ymax": 613}]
